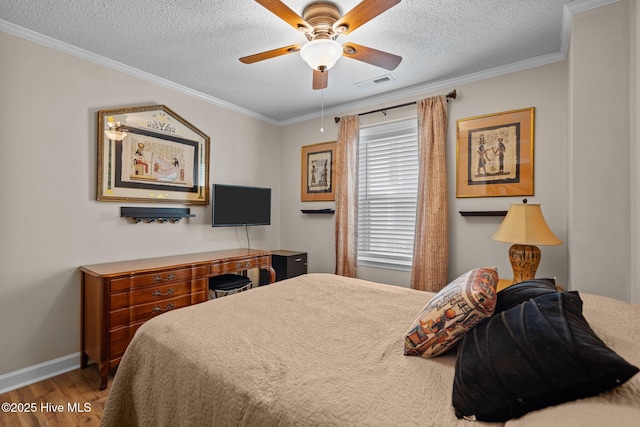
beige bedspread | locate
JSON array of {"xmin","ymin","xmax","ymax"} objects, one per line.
[{"xmin": 101, "ymin": 273, "xmax": 640, "ymax": 427}]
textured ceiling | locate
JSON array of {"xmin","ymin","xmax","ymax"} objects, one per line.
[{"xmin": 1, "ymin": 0, "xmax": 579, "ymax": 124}]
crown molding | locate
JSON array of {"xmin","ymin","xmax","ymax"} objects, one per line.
[
  {"xmin": 281, "ymin": 51, "xmax": 567, "ymax": 127},
  {"xmin": 287, "ymin": 0, "xmax": 621, "ymax": 126},
  {"xmin": 0, "ymin": 19, "xmax": 280, "ymax": 126},
  {"xmin": 566, "ymin": 0, "xmax": 620, "ymax": 14},
  {"xmin": 560, "ymin": 0, "xmax": 621, "ymax": 56},
  {"xmin": 0, "ymin": 0, "xmax": 620, "ymax": 127}
]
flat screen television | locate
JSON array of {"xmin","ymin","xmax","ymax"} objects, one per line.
[{"xmin": 212, "ymin": 184, "xmax": 271, "ymax": 227}]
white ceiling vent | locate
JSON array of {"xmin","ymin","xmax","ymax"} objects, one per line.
[{"xmin": 356, "ymin": 74, "xmax": 396, "ymax": 89}]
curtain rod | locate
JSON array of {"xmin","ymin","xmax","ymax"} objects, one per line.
[{"xmin": 334, "ymin": 89, "xmax": 457, "ymax": 123}]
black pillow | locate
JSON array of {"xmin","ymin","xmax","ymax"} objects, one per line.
[
  {"xmin": 452, "ymin": 291, "xmax": 639, "ymax": 422},
  {"xmin": 495, "ymin": 278, "xmax": 557, "ymax": 314}
]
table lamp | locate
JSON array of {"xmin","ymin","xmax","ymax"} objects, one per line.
[{"xmin": 491, "ymin": 200, "xmax": 562, "ymax": 284}]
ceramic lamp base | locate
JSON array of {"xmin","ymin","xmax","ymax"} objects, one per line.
[{"xmin": 508, "ymin": 244, "xmax": 541, "ymax": 283}]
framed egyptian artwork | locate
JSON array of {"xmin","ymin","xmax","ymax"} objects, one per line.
[
  {"xmin": 97, "ymin": 105, "xmax": 210, "ymax": 204},
  {"xmin": 301, "ymin": 141, "xmax": 336, "ymax": 202},
  {"xmin": 456, "ymin": 107, "xmax": 534, "ymax": 198}
]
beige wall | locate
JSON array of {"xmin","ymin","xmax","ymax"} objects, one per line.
[
  {"xmin": 280, "ymin": 61, "xmax": 570, "ymax": 288},
  {"xmin": 280, "ymin": 2, "xmax": 637, "ymax": 304},
  {"xmin": 568, "ymin": 0, "xmax": 632, "ymax": 301},
  {"xmin": 631, "ymin": 0, "xmax": 640, "ymax": 303},
  {"xmin": 0, "ymin": 33, "xmax": 282, "ymax": 376}
]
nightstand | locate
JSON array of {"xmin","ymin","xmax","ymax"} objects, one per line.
[{"xmin": 271, "ymin": 250, "xmax": 307, "ymax": 282}]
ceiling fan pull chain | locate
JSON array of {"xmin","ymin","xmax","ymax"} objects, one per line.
[{"xmin": 320, "ymin": 89, "xmax": 325, "ymax": 133}]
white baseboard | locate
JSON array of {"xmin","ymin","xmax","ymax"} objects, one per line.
[{"xmin": 0, "ymin": 353, "xmax": 81, "ymax": 394}]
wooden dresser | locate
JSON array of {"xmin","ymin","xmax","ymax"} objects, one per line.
[{"xmin": 79, "ymin": 248, "xmax": 275, "ymax": 390}]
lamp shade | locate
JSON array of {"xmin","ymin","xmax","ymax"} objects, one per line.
[
  {"xmin": 491, "ymin": 203, "xmax": 562, "ymax": 246},
  {"xmin": 300, "ymin": 39, "xmax": 343, "ymax": 71}
]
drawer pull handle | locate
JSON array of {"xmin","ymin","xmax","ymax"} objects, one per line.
[
  {"xmin": 151, "ymin": 302, "xmax": 175, "ymax": 313},
  {"xmin": 151, "ymin": 287, "xmax": 176, "ymax": 297},
  {"xmin": 153, "ymin": 273, "xmax": 176, "ymax": 282},
  {"xmin": 245, "ymin": 261, "xmax": 251, "ymax": 267},
  {"xmin": 294, "ymin": 258, "xmax": 302, "ymax": 262}
]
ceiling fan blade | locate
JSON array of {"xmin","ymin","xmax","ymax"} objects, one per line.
[
  {"xmin": 312, "ymin": 69, "xmax": 328, "ymax": 90},
  {"xmin": 333, "ymin": 0, "xmax": 401, "ymax": 35},
  {"xmin": 255, "ymin": 0, "xmax": 313, "ymax": 32},
  {"xmin": 342, "ymin": 43, "xmax": 402, "ymax": 70},
  {"xmin": 239, "ymin": 44, "xmax": 301, "ymax": 64}
]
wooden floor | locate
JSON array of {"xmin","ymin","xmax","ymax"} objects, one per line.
[{"xmin": 0, "ymin": 366, "xmax": 111, "ymax": 427}]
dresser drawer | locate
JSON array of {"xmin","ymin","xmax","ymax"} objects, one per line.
[
  {"xmin": 110, "ymin": 280, "xmax": 193, "ymax": 311},
  {"xmin": 211, "ymin": 258, "xmax": 256, "ymax": 274},
  {"xmin": 110, "ymin": 266, "xmax": 207, "ymax": 292},
  {"xmin": 110, "ymin": 295, "xmax": 191, "ymax": 328}
]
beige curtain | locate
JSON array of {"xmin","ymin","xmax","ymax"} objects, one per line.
[
  {"xmin": 334, "ymin": 115, "xmax": 359, "ymax": 277},
  {"xmin": 410, "ymin": 96, "xmax": 449, "ymax": 292}
]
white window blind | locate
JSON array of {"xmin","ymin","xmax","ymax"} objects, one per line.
[{"xmin": 358, "ymin": 117, "xmax": 418, "ymax": 270}]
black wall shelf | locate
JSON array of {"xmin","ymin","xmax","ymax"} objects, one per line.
[
  {"xmin": 121, "ymin": 207, "xmax": 195, "ymax": 223},
  {"xmin": 301, "ymin": 209, "xmax": 335, "ymax": 215},
  {"xmin": 459, "ymin": 210, "xmax": 508, "ymax": 217}
]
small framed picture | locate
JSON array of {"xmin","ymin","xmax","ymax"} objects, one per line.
[
  {"xmin": 301, "ymin": 141, "xmax": 336, "ymax": 202},
  {"xmin": 456, "ymin": 107, "xmax": 534, "ymax": 198}
]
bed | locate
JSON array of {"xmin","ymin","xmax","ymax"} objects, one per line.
[{"xmin": 101, "ymin": 273, "xmax": 640, "ymax": 426}]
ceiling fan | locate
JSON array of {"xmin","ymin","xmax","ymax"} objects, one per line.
[{"xmin": 240, "ymin": 0, "xmax": 402, "ymax": 90}]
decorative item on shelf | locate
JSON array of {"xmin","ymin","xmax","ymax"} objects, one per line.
[
  {"xmin": 121, "ymin": 207, "xmax": 195, "ymax": 223},
  {"xmin": 491, "ymin": 199, "xmax": 562, "ymax": 283}
]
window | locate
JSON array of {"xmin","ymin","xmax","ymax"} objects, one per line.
[{"xmin": 358, "ymin": 117, "xmax": 418, "ymax": 270}]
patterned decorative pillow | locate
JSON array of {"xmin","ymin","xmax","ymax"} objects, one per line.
[{"xmin": 403, "ymin": 267, "xmax": 498, "ymax": 357}]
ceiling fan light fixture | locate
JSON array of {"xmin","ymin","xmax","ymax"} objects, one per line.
[{"xmin": 300, "ymin": 39, "xmax": 342, "ymax": 71}]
